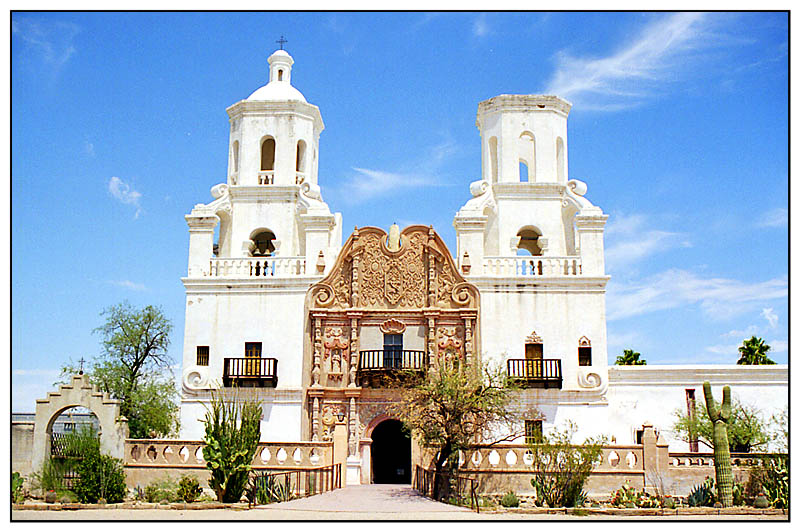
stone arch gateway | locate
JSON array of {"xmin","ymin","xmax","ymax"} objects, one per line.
[{"xmin": 31, "ymin": 374, "xmax": 129, "ymax": 473}]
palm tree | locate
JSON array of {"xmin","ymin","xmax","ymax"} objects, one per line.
[
  {"xmin": 736, "ymin": 336, "xmax": 775, "ymax": 365},
  {"xmin": 615, "ymin": 349, "xmax": 646, "ymax": 365}
]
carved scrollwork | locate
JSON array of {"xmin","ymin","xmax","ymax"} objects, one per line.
[
  {"xmin": 451, "ymin": 282, "xmax": 475, "ymax": 306},
  {"xmin": 312, "ymin": 284, "xmax": 336, "ymax": 307},
  {"xmin": 380, "ymin": 319, "xmax": 406, "ymax": 334},
  {"xmin": 437, "ymin": 326, "xmax": 463, "ymax": 354},
  {"xmin": 182, "ymin": 367, "xmax": 209, "ymax": 391}
]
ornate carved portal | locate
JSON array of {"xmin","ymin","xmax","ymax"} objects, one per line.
[{"xmin": 306, "ymin": 225, "xmax": 481, "ymax": 459}]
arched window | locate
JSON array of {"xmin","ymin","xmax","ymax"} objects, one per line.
[
  {"xmin": 278, "ymin": 69, "xmax": 284, "ymax": 81},
  {"xmin": 261, "ymin": 138, "xmax": 276, "ymax": 171},
  {"xmin": 296, "ymin": 140, "xmax": 307, "ymax": 173},
  {"xmin": 516, "ymin": 226, "xmax": 543, "ymax": 257},
  {"xmin": 519, "ymin": 161, "xmax": 529, "ymax": 182},
  {"xmin": 251, "ymin": 229, "xmax": 276, "ymax": 256},
  {"xmin": 556, "ymin": 137, "xmax": 565, "ymax": 182},
  {"xmin": 578, "ymin": 336, "xmax": 592, "ymax": 366},
  {"xmin": 489, "ymin": 136, "xmax": 498, "ymax": 182},
  {"xmin": 518, "ymin": 132, "xmax": 535, "ymax": 182},
  {"xmin": 232, "ymin": 141, "xmax": 240, "ymax": 173}
]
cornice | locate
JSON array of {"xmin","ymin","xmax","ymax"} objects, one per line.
[
  {"xmin": 226, "ymin": 99, "xmax": 324, "ymax": 130},
  {"xmin": 491, "ymin": 182, "xmax": 565, "ymax": 200},
  {"xmin": 609, "ymin": 365, "xmax": 788, "ymax": 386},
  {"xmin": 181, "ymin": 276, "xmax": 323, "ymax": 294},
  {"xmin": 228, "ymin": 185, "xmax": 300, "ymax": 203},
  {"xmin": 469, "ymin": 276, "xmax": 610, "ymax": 292},
  {"xmin": 477, "ymin": 95, "xmax": 572, "ymax": 119}
]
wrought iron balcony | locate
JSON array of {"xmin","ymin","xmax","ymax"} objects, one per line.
[
  {"xmin": 507, "ymin": 358, "xmax": 562, "ymax": 389},
  {"xmin": 223, "ymin": 357, "xmax": 278, "ymax": 388},
  {"xmin": 357, "ymin": 350, "xmax": 427, "ymax": 387}
]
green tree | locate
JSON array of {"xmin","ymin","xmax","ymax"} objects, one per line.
[
  {"xmin": 203, "ymin": 388, "xmax": 262, "ymax": 503},
  {"xmin": 393, "ymin": 358, "xmax": 532, "ymax": 501},
  {"xmin": 60, "ymin": 301, "xmax": 179, "ymax": 438},
  {"xmin": 671, "ymin": 395, "xmax": 769, "ymax": 452},
  {"xmin": 615, "ymin": 349, "xmax": 646, "ymax": 365},
  {"xmin": 736, "ymin": 336, "xmax": 776, "ymax": 365}
]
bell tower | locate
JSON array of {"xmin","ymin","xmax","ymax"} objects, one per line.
[{"xmin": 184, "ymin": 47, "xmax": 341, "ymax": 274}]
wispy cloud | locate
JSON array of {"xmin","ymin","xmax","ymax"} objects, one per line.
[
  {"xmin": 340, "ymin": 139, "xmax": 457, "ymax": 203},
  {"xmin": 545, "ymin": 13, "xmax": 715, "ymax": 110},
  {"xmin": 607, "ymin": 269, "xmax": 788, "ymax": 321},
  {"xmin": 722, "ymin": 325, "xmax": 760, "ymax": 338},
  {"xmin": 604, "ymin": 213, "xmax": 690, "ymax": 272},
  {"xmin": 84, "ymin": 140, "xmax": 95, "ymax": 158},
  {"xmin": 106, "ymin": 279, "xmax": 147, "ymax": 291},
  {"xmin": 12, "ymin": 17, "xmax": 80, "ymax": 73},
  {"xmin": 13, "ymin": 368, "xmax": 61, "ymax": 377},
  {"xmin": 108, "ymin": 176, "xmax": 142, "ymax": 218},
  {"xmin": 756, "ymin": 207, "xmax": 788, "ymax": 228},
  {"xmin": 761, "ymin": 307, "xmax": 778, "ymax": 329},
  {"xmin": 770, "ymin": 340, "xmax": 788, "ymax": 353},
  {"xmin": 705, "ymin": 342, "xmax": 740, "ymax": 356},
  {"xmin": 473, "ymin": 14, "xmax": 490, "ymax": 37}
]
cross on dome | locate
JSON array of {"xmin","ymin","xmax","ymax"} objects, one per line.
[{"xmin": 276, "ymin": 35, "xmax": 288, "ymax": 50}]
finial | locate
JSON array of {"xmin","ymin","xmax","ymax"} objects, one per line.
[
  {"xmin": 276, "ymin": 35, "xmax": 288, "ymax": 50},
  {"xmin": 78, "ymin": 357, "xmax": 86, "ymax": 375}
]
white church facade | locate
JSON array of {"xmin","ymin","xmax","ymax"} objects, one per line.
[{"xmin": 177, "ymin": 49, "xmax": 787, "ymax": 485}]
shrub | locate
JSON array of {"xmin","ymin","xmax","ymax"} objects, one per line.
[
  {"xmin": 687, "ymin": 477, "xmax": 715, "ymax": 507},
  {"xmin": 610, "ymin": 482, "xmax": 660, "ymax": 508},
  {"xmin": 529, "ymin": 421, "xmax": 606, "ymax": 508},
  {"xmin": 59, "ymin": 492, "xmax": 78, "ymax": 504},
  {"xmin": 12, "ymin": 472, "xmax": 25, "ymax": 503},
  {"xmin": 144, "ymin": 477, "xmax": 179, "ymax": 503},
  {"xmin": 246, "ymin": 473, "xmax": 294, "ymax": 506},
  {"xmin": 73, "ymin": 449, "xmax": 126, "ymax": 503},
  {"xmin": 177, "ymin": 475, "xmax": 202, "ymax": 503},
  {"xmin": 31, "ymin": 459, "xmax": 69, "ymax": 495},
  {"xmin": 500, "ymin": 491, "xmax": 520, "ymax": 508},
  {"xmin": 203, "ymin": 388, "xmax": 262, "ymax": 503},
  {"xmin": 760, "ymin": 456, "xmax": 789, "ymax": 509}
]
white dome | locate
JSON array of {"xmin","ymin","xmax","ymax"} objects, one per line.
[
  {"xmin": 247, "ymin": 82, "xmax": 307, "ymax": 102},
  {"xmin": 246, "ymin": 48, "xmax": 307, "ymax": 103}
]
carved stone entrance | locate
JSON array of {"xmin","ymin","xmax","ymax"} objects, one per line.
[
  {"xmin": 31, "ymin": 374, "xmax": 129, "ymax": 473},
  {"xmin": 370, "ymin": 419, "xmax": 410, "ymax": 484}
]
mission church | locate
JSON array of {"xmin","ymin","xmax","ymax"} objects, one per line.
[{"xmin": 177, "ymin": 48, "xmax": 787, "ymax": 485}]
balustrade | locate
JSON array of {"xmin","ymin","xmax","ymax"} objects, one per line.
[
  {"xmin": 223, "ymin": 357, "xmax": 278, "ymax": 388},
  {"xmin": 208, "ymin": 257, "xmax": 307, "ymax": 278},
  {"xmin": 125, "ymin": 439, "xmax": 334, "ymax": 470},
  {"xmin": 258, "ymin": 171, "xmax": 275, "ymax": 185},
  {"xmin": 482, "ymin": 256, "xmax": 582, "ymax": 277},
  {"xmin": 507, "ymin": 358, "xmax": 562, "ymax": 389}
]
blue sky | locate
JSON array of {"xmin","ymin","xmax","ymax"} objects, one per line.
[{"xmin": 11, "ymin": 12, "xmax": 788, "ymax": 411}]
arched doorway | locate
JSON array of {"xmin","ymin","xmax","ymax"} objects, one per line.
[{"xmin": 371, "ymin": 419, "xmax": 410, "ymax": 484}]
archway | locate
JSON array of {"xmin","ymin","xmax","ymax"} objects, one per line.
[
  {"xmin": 32, "ymin": 374, "xmax": 129, "ymax": 474},
  {"xmin": 370, "ymin": 419, "xmax": 411, "ymax": 484}
]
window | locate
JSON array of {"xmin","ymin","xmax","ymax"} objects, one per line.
[
  {"xmin": 519, "ymin": 161, "xmax": 529, "ymax": 182},
  {"xmin": 635, "ymin": 429, "xmax": 645, "ymax": 445},
  {"xmin": 383, "ymin": 333, "xmax": 403, "ymax": 369},
  {"xmin": 579, "ymin": 347, "xmax": 592, "ymax": 366},
  {"xmin": 686, "ymin": 389, "xmax": 698, "ymax": 452},
  {"xmin": 525, "ymin": 420, "xmax": 543, "ymax": 444},
  {"xmin": 196, "ymin": 346, "xmax": 209, "ymax": 366},
  {"xmin": 245, "ymin": 342, "xmax": 262, "ymax": 358},
  {"xmin": 244, "ymin": 342, "xmax": 262, "ymax": 376},
  {"xmin": 261, "ymin": 138, "xmax": 276, "ymax": 171}
]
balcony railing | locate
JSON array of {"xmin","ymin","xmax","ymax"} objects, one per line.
[
  {"xmin": 357, "ymin": 350, "xmax": 427, "ymax": 387},
  {"xmin": 223, "ymin": 357, "xmax": 278, "ymax": 388},
  {"xmin": 507, "ymin": 359, "xmax": 562, "ymax": 389},
  {"xmin": 258, "ymin": 171, "xmax": 275, "ymax": 185},
  {"xmin": 482, "ymin": 256, "xmax": 582, "ymax": 277},
  {"xmin": 209, "ymin": 257, "xmax": 307, "ymax": 278}
]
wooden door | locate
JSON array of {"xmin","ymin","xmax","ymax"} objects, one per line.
[
  {"xmin": 245, "ymin": 342, "xmax": 262, "ymax": 376},
  {"xmin": 525, "ymin": 343, "xmax": 543, "ymax": 377}
]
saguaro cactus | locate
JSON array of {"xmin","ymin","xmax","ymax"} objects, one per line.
[{"xmin": 703, "ymin": 381, "xmax": 733, "ymax": 507}]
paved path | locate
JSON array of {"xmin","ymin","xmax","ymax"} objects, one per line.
[{"xmin": 265, "ymin": 483, "xmax": 472, "ymax": 516}]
